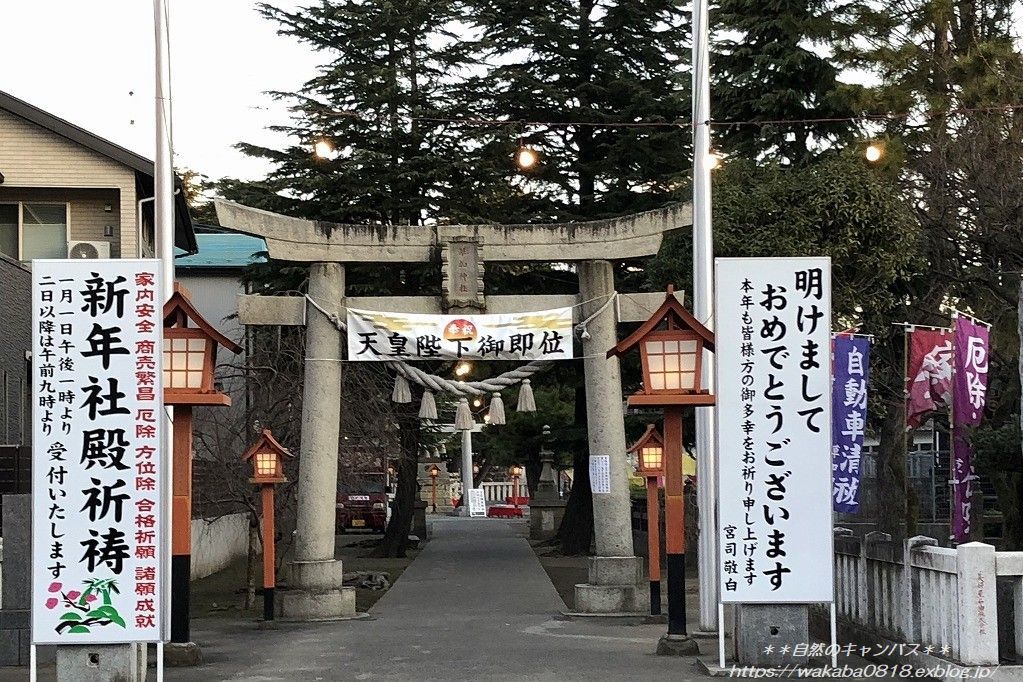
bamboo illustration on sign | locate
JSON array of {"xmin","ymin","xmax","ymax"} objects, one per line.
[{"xmin": 46, "ymin": 578, "xmax": 126, "ymax": 634}]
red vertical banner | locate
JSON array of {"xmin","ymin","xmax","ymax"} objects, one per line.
[{"xmin": 905, "ymin": 328, "xmax": 953, "ymax": 431}]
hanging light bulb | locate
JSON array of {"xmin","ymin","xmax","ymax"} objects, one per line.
[
  {"xmin": 454, "ymin": 361, "xmax": 472, "ymax": 377},
  {"xmin": 865, "ymin": 142, "xmax": 884, "ymax": 163},
  {"xmin": 515, "ymin": 145, "xmax": 539, "ymax": 171},
  {"xmin": 473, "ymin": 397, "xmax": 483, "ymax": 408},
  {"xmin": 705, "ymin": 150, "xmax": 723, "ymax": 170},
  {"xmin": 313, "ymin": 139, "xmax": 334, "ymax": 159}
]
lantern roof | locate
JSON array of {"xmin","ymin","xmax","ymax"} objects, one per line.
[
  {"xmin": 607, "ymin": 286, "xmax": 714, "ymax": 359},
  {"xmin": 163, "ymin": 283, "xmax": 243, "ymax": 354},
  {"xmin": 627, "ymin": 423, "xmax": 664, "ymax": 454},
  {"xmin": 241, "ymin": 429, "xmax": 294, "ymax": 463}
]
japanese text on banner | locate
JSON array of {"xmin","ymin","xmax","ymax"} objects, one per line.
[
  {"xmin": 951, "ymin": 315, "xmax": 989, "ymax": 542},
  {"xmin": 346, "ymin": 307, "xmax": 573, "ymax": 362},
  {"xmin": 832, "ymin": 336, "xmax": 870, "ymax": 514}
]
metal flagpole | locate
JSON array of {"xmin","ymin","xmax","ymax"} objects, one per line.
[
  {"xmin": 461, "ymin": 429, "xmax": 473, "ymax": 515},
  {"xmin": 691, "ymin": 0, "xmax": 719, "ymax": 633},
  {"xmin": 154, "ymin": 0, "xmax": 175, "ymax": 677}
]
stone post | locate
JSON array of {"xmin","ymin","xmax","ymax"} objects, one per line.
[
  {"xmin": 460, "ymin": 429, "xmax": 474, "ymax": 516},
  {"xmin": 901, "ymin": 535, "xmax": 936, "ymax": 642},
  {"xmin": 573, "ymin": 260, "xmax": 643, "ymax": 614},
  {"xmin": 956, "ymin": 542, "xmax": 998, "ymax": 666},
  {"xmin": 281, "ymin": 262, "xmax": 355, "ymax": 620},
  {"xmin": 56, "ymin": 645, "xmax": 147, "ymax": 682},
  {"xmin": 530, "ymin": 425, "xmax": 566, "ymax": 541},
  {"xmin": 0, "ymin": 495, "xmax": 31, "ymax": 665}
]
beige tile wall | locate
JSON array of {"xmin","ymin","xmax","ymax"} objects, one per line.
[
  {"xmin": 0, "ymin": 188, "xmax": 123, "ymax": 257},
  {"xmin": 0, "ymin": 108, "xmax": 138, "ymax": 256}
]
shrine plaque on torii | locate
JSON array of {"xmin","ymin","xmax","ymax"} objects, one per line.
[{"xmin": 441, "ymin": 236, "xmax": 485, "ymax": 312}]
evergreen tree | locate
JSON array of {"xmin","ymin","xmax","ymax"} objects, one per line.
[
  {"xmin": 833, "ymin": 0, "xmax": 1023, "ymax": 541},
  {"xmin": 452, "ymin": 0, "xmax": 691, "ymax": 223},
  {"xmin": 713, "ymin": 0, "xmax": 857, "ymax": 163},
  {"xmin": 220, "ymin": 0, "xmax": 471, "ymax": 227}
]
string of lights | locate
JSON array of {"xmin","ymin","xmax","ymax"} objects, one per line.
[
  {"xmin": 307, "ymin": 101, "xmax": 1022, "ymax": 168},
  {"xmin": 307, "ymin": 102, "xmax": 1023, "ymax": 130}
]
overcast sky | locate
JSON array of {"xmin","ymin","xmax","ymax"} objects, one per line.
[{"xmin": 0, "ymin": 1, "xmax": 321, "ymax": 182}]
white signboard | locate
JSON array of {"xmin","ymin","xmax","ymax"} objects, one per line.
[
  {"xmin": 346, "ymin": 307, "xmax": 573, "ymax": 361},
  {"xmin": 32, "ymin": 260, "xmax": 165, "ymax": 644},
  {"xmin": 715, "ymin": 257, "xmax": 833, "ymax": 603},
  {"xmin": 588, "ymin": 455, "xmax": 611, "ymax": 494},
  {"xmin": 468, "ymin": 488, "xmax": 487, "ymax": 517}
]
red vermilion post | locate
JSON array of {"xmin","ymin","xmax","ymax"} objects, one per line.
[
  {"xmin": 663, "ymin": 405, "xmax": 687, "ymax": 635},
  {"xmin": 261, "ymin": 484, "xmax": 276, "ymax": 621},
  {"xmin": 171, "ymin": 405, "xmax": 193, "ymax": 642},
  {"xmin": 646, "ymin": 475, "xmax": 662, "ymax": 615}
]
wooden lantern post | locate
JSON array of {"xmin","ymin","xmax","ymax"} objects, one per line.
[
  {"xmin": 163, "ymin": 283, "xmax": 242, "ymax": 644},
  {"xmin": 242, "ymin": 429, "xmax": 293, "ymax": 621},
  {"xmin": 429, "ymin": 465, "xmax": 440, "ymax": 512},
  {"xmin": 510, "ymin": 465, "xmax": 523, "ymax": 508},
  {"xmin": 608, "ymin": 286, "xmax": 714, "ymax": 642},
  {"xmin": 629, "ymin": 424, "xmax": 665, "ymax": 615}
]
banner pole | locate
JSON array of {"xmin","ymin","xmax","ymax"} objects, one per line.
[
  {"xmin": 717, "ymin": 603, "xmax": 725, "ymax": 669},
  {"xmin": 949, "ymin": 315, "xmax": 957, "ymax": 543},
  {"xmin": 903, "ymin": 326, "xmax": 910, "ymax": 533},
  {"xmin": 29, "ymin": 644, "xmax": 36, "ymax": 682},
  {"xmin": 829, "ymin": 602, "xmax": 838, "ymax": 668}
]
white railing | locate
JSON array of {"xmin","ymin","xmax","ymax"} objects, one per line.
[
  {"xmin": 481, "ymin": 481, "xmax": 528, "ymax": 502},
  {"xmin": 441, "ymin": 480, "xmax": 529, "ymax": 504},
  {"xmin": 834, "ymin": 530, "xmax": 1010, "ymax": 666}
]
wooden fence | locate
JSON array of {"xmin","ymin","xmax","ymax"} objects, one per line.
[{"xmin": 0, "ymin": 445, "xmax": 31, "ymax": 533}]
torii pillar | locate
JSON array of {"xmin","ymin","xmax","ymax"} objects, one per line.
[
  {"xmin": 216, "ymin": 200, "xmax": 694, "ymax": 619},
  {"xmin": 285, "ymin": 262, "xmax": 354, "ymax": 619},
  {"xmin": 575, "ymin": 260, "xmax": 644, "ymax": 613}
]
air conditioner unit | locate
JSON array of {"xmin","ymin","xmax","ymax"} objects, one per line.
[{"xmin": 68, "ymin": 240, "xmax": 111, "ymax": 260}]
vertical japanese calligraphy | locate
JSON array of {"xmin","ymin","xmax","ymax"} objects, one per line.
[
  {"xmin": 951, "ymin": 315, "xmax": 989, "ymax": 543},
  {"xmin": 831, "ymin": 336, "xmax": 870, "ymax": 514},
  {"xmin": 715, "ymin": 258, "xmax": 834, "ymax": 603},
  {"xmin": 32, "ymin": 260, "xmax": 165, "ymax": 644}
]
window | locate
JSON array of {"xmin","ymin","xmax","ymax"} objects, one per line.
[
  {"xmin": 0, "ymin": 205, "xmax": 16, "ymax": 259},
  {"xmin": 0, "ymin": 203, "xmax": 69, "ymax": 260},
  {"xmin": 163, "ymin": 336, "xmax": 207, "ymax": 390},
  {"xmin": 644, "ymin": 338, "xmax": 698, "ymax": 391},
  {"xmin": 640, "ymin": 446, "xmax": 663, "ymax": 471}
]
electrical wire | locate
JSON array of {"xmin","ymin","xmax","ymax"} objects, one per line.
[{"xmin": 305, "ymin": 103, "xmax": 1023, "ymax": 131}]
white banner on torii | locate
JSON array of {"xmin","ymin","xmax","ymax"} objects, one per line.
[{"xmin": 346, "ymin": 307, "xmax": 574, "ymax": 362}]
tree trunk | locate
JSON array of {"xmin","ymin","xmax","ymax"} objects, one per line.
[
  {"xmin": 555, "ymin": 384, "xmax": 594, "ymax": 554},
  {"xmin": 575, "ymin": 0, "xmax": 596, "ymax": 214},
  {"xmin": 876, "ymin": 397, "xmax": 909, "ymax": 541},
  {"xmin": 245, "ymin": 512, "xmax": 259, "ymax": 610},
  {"xmin": 373, "ymin": 397, "xmax": 420, "ymax": 558}
]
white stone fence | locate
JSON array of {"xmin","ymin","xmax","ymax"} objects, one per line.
[
  {"xmin": 834, "ymin": 528, "xmax": 1019, "ymax": 667},
  {"xmin": 445, "ymin": 481, "xmax": 530, "ymax": 504}
]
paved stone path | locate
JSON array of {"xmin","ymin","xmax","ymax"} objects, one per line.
[{"xmin": 167, "ymin": 515, "xmax": 708, "ymax": 681}]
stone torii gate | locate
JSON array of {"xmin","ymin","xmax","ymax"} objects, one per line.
[{"xmin": 215, "ymin": 199, "xmax": 693, "ymax": 620}]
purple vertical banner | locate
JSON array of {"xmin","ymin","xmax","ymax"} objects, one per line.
[
  {"xmin": 832, "ymin": 336, "xmax": 870, "ymax": 514},
  {"xmin": 952, "ymin": 316, "xmax": 990, "ymax": 542}
]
